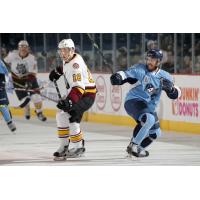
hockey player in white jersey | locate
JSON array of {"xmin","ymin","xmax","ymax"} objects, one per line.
[
  {"xmin": 4, "ymin": 40, "xmax": 47, "ymax": 121},
  {"xmin": 49, "ymin": 39, "xmax": 96, "ymax": 160}
]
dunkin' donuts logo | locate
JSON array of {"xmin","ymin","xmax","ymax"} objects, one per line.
[
  {"xmin": 96, "ymin": 76, "xmax": 107, "ymax": 110},
  {"xmin": 110, "ymin": 85, "xmax": 122, "ymax": 111},
  {"xmin": 172, "ymin": 87, "xmax": 199, "ymax": 118}
]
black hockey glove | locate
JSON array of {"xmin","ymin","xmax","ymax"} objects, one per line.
[
  {"xmin": 57, "ymin": 98, "xmax": 73, "ymax": 112},
  {"xmin": 49, "ymin": 67, "xmax": 63, "ymax": 82},
  {"xmin": 160, "ymin": 78, "xmax": 174, "ymax": 93},
  {"xmin": 110, "ymin": 73, "xmax": 123, "ymax": 85}
]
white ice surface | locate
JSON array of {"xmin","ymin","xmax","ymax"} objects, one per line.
[{"xmin": 0, "ymin": 118, "xmax": 200, "ymax": 166}]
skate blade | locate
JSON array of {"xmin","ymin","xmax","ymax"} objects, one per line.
[
  {"xmin": 53, "ymin": 156, "xmax": 67, "ymax": 161},
  {"xmin": 125, "ymin": 153, "xmax": 138, "ymax": 161},
  {"xmin": 126, "ymin": 151, "xmax": 149, "ymax": 158},
  {"xmin": 66, "ymin": 153, "xmax": 85, "ymax": 159}
]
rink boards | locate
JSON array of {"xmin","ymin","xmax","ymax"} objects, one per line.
[{"xmin": 6, "ymin": 73, "xmax": 200, "ymax": 134}]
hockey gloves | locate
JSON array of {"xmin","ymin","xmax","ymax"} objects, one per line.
[
  {"xmin": 57, "ymin": 97, "xmax": 72, "ymax": 112},
  {"xmin": 160, "ymin": 78, "xmax": 174, "ymax": 93},
  {"xmin": 110, "ymin": 73, "xmax": 123, "ymax": 85},
  {"xmin": 49, "ymin": 67, "xmax": 63, "ymax": 82}
]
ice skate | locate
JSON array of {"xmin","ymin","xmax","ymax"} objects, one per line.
[
  {"xmin": 66, "ymin": 140, "xmax": 85, "ymax": 158},
  {"xmin": 53, "ymin": 145, "xmax": 69, "ymax": 161},
  {"xmin": 36, "ymin": 111, "xmax": 47, "ymax": 121},
  {"xmin": 7, "ymin": 121, "xmax": 16, "ymax": 132},
  {"xmin": 126, "ymin": 142, "xmax": 149, "ymax": 158},
  {"xmin": 24, "ymin": 105, "xmax": 30, "ymax": 120}
]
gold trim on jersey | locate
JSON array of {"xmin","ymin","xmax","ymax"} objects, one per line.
[
  {"xmin": 85, "ymin": 86, "xmax": 97, "ymax": 94},
  {"xmin": 75, "ymin": 86, "xmax": 85, "ymax": 94}
]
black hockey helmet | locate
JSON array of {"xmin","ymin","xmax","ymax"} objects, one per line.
[{"xmin": 146, "ymin": 49, "xmax": 163, "ymax": 61}]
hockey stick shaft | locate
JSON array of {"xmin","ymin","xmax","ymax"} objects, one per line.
[
  {"xmin": 86, "ymin": 33, "xmax": 114, "ymax": 73},
  {"xmin": 10, "ymin": 81, "xmax": 58, "ymax": 107},
  {"xmin": 53, "ymin": 79, "xmax": 62, "ymax": 100},
  {"xmin": 12, "ymin": 80, "xmax": 49, "ymax": 92},
  {"xmin": 13, "ymin": 88, "xmax": 58, "ymax": 103}
]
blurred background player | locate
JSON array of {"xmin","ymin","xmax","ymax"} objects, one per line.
[
  {"xmin": 0, "ymin": 60, "xmax": 16, "ymax": 132},
  {"xmin": 110, "ymin": 49, "xmax": 181, "ymax": 157},
  {"xmin": 4, "ymin": 40, "xmax": 47, "ymax": 121},
  {"xmin": 49, "ymin": 39, "xmax": 97, "ymax": 160}
]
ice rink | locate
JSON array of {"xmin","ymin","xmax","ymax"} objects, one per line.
[{"xmin": 0, "ymin": 116, "xmax": 200, "ymax": 166}]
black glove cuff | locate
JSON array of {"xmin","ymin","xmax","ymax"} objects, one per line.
[{"xmin": 166, "ymin": 87, "xmax": 178, "ymax": 99}]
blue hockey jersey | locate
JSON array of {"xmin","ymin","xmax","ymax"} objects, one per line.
[
  {"xmin": 0, "ymin": 60, "xmax": 9, "ymax": 75},
  {"xmin": 121, "ymin": 63, "xmax": 173, "ymax": 112}
]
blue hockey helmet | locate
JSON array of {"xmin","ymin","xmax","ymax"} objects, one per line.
[{"xmin": 146, "ymin": 49, "xmax": 163, "ymax": 61}]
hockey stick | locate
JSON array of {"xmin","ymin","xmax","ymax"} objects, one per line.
[
  {"xmin": 12, "ymin": 80, "xmax": 50, "ymax": 93},
  {"xmin": 11, "ymin": 80, "xmax": 58, "ymax": 108},
  {"xmin": 14, "ymin": 88, "xmax": 58, "ymax": 103},
  {"xmin": 53, "ymin": 79, "xmax": 62, "ymax": 100},
  {"xmin": 86, "ymin": 33, "xmax": 114, "ymax": 73}
]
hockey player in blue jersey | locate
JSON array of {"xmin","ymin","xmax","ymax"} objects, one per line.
[
  {"xmin": 110, "ymin": 49, "xmax": 181, "ymax": 157},
  {"xmin": 0, "ymin": 60, "xmax": 16, "ymax": 132}
]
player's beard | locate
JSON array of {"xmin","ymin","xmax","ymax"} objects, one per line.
[{"xmin": 147, "ymin": 63, "xmax": 158, "ymax": 72}]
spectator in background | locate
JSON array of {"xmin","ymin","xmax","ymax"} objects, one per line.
[
  {"xmin": 83, "ymin": 53, "xmax": 93, "ymax": 68},
  {"xmin": 116, "ymin": 46, "xmax": 127, "ymax": 71},
  {"xmin": 1, "ymin": 47, "xmax": 8, "ymax": 59},
  {"xmin": 129, "ymin": 43, "xmax": 143, "ymax": 65},
  {"xmin": 195, "ymin": 55, "xmax": 200, "ymax": 73},
  {"xmin": 147, "ymin": 40, "xmax": 158, "ymax": 50},
  {"xmin": 162, "ymin": 51, "xmax": 174, "ymax": 73},
  {"xmin": 102, "ymin": 53, "xmax": 113, "ymax": 73},
  {"xmin": 195, "ymin": 41, "xmax": 200, "ymax": 55},
  {"xmin": 46, "ymin": 51, "xmax": 58, "ymax": 72},
  {"xmin": 179, "ymin": 55, "xmax": 192, "ymax": 74}
]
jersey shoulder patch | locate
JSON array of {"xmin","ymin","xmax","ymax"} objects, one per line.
[{"xmin": 73, "ymin": 63, "xmax": 79, "ymax": 69}]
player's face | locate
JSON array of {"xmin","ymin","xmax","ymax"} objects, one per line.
[
  {"xmin": 146, "ymin": 57, "xmax": 160, "ymax": 71},
  {"xmin": 59, "ymin": 48, "xmax": 74, "ymax": 62},
  {"xmin": 18, "ymin": 45, "xmax": 29, "ymax": 57}
]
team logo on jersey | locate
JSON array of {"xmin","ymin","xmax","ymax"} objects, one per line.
[
  {"xmin": 143, "ymin": 75, "xmax": 150, "ymax": 84},
  {"xmin": 16, "ymin": 63, "xmax": 27, "ymax": 75},
  {"xmin": 73, "ymin": 63, "xmax": 79, "ymax": 69},
  {"xmin": 145, "ymin": 83, "xmax": 155, "ymax": 94}
]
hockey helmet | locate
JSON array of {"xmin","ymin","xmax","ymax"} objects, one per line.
[
  {"xmin": 146, "ymin": 49, "xmax": 163, "ymax": 61},
  {"xmin": 58, "ymin": 39, "xmax": 75, "ymax": 49}
]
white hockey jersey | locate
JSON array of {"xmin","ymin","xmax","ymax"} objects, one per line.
[
  {"xmin": 4, "ymin": 50, "xmax": 38, "ymax": 78},
  {"xmin": 62, "ymin": 53, "xmax": 96, "ymax": 96}
]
